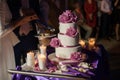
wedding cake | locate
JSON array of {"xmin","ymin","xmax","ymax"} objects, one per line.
[{"xmin": 50, "ymin": 10, "xmax": 80, "ymax": 59}]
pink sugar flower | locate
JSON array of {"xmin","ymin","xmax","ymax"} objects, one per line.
[
  {"xmin": 71, "ymin": 52, "xmax": 81, "ymax": 61},
  {"xmin": 50, "ymin": 38, "xmax": 61, "ymax": 47},
  {"xmin": 59, "ymin": 10, "xmax": 77, "ymax": 23},
  {"xmin": 66, "ymin": 27, "xmax": 78, "ymax": 37}
]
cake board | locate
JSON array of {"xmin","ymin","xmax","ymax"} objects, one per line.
[{"xmin": 48, "ymin": 53, "xmax": 79, "ymax": 64}]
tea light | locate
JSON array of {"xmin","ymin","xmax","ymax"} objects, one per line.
[
  {"xmin": 79, "ymin": 40, "xmax": 85, "ymax": 48},
  {"xmin": 37, "ymin": 54, "xmax": 46, "ymax": 70},
  {"xmin": 26, "ymin": 52, "xmax": 35, "ymax": 67},
  {"xmin": 88, "ymin": 38, "xmax": 96, "ymax": 49},
  {"xmin": 40, "ymin": 45, "xmax": 47, "ymax": 56}
]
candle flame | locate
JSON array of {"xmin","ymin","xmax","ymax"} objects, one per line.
[
  {"xmin": 88, "ymin": 38, "xmax": 96, "ymax": 47},
  {"xmin": 79, "ymin": 40, "xmax": 85, "ymax": 47}
]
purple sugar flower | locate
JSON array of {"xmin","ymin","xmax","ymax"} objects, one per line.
[
  {"xmin": 66, "ymin": 27, "xmax": 78, "ymax": 37},
  {"xmin": 50, "ymin": 38, "xmax": 61, "ymax": 48},
  {"xmin": 71, "ymin": 52, "xmax": 81, "ymax": 61},
  {"xmin": 59, "ymin": 10, "xmax": 77, "ymax": 23}
]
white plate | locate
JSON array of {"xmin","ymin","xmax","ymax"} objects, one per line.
[{"xmin": 35, "ymin": 34, "xmax": 56, "ymax": 40}]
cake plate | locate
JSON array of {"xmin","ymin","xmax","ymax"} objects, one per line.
[{"xmin": 35, "ymin": 34, "xmax": 56, "ymax": 40}]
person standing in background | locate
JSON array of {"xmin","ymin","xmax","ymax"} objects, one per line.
[
  {"xmin": 13, "ymin": 8, "xmax": 39, "ymax": 66},
  {"xmin": 0, "ymin": 0, "xmax": 12, "ymax": 29},
  {"xmin": 114, "ymin": 0, "xmax": 120, "ymax": 40},
  {"xmin": 39, "ymin": 0, "xmax": 49, "ymax": 28},
  {"xmin": 7, "ymin": 0, "xmax": 21, "ymax": 21},
  {"xmin": 51, "ymin": 0, "xmax": 60, "ymax": 9},
  {"xmin": 84, "ymin": 0, "xmax": 97, "ymax": 38},
  {"xmin": 21, "ymin": 0, "xmax": 29, "ymax": 8},
  {"xmin": 84, "ymin": 0, "xmax": 97, "ymax": 28},
  {"xmin": 29, "ymin": 0, "xmax": 40, "ymax": 16},
  {"xmin": 29, "ymin": 0, "xmax": 50, "ymax": 29},
  {"xmin": 73, "ymin": 1, "xmax": 92, "ymax": 40},
  {"xmin": 100, "ymin": 0, "xmax": 112, "ymax": 39}
]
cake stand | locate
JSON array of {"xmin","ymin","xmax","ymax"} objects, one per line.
[
  {"xmin": 48, "ymin": 53, "xmax": 79, "ymax": 64},
  {"xmin": 35, "ymin": 34, "xmax": 56, "ymax": 40}
]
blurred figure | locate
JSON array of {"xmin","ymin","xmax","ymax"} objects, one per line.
[
  {"xmin": 100, "ymin": 0, "xmax": 112, "ymax": 39},
  {"xmin": 29, "ymin": 0, "xmax": 40, "ymax": 17},
  {"xmin": 84, "ymin": 0, "xmax": 97, "ymax": 28},
  {"xmin": 96, "ymin": 0, "xmax": 102, "ymax": 25},
  {"xmin": 0, "ymin": 0, "xmax": 12, "ymax": 31},
  {"xmin": 29, "ymin": 0, "xmax": 50, "ymax": 29},
  {"xmin": 46, "ymin": 0, "xmax": 62, "ymax": 32},
  {"xmin": 73, "ymin": 2, "xmax": 92, "ymax": 40},
  {"xmin": 39, "ymin": 0, "xmax": 49, "ymax": 28},
  {"xmin": 21, "ymin": 0, "xmax": 29, "ymax": 8},
  {"xmin": 7, "ymin": 0, "xmax": 21, "ymax": 21},
  {"xmin": 51, "ymin": 0, "xmax": 60, "ymax": 9},
  {"xmin": 96, "ymin": 0, "xmax": 102, "ymax": 40},
  {"xmin": 14, "ymin": 8, "xmax": 39, "ymax": 66},
  {"xmin": 114, "ymin": 0, "xmax": 120, "ymax": 40},
  {"xmin": 78, "ymin": 0, "xmax": 85, "ymax": 7}
]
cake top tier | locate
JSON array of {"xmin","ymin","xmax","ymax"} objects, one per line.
[{"xmin": 59, "ymin": 10, "xmax": 77, "ymax": 23}]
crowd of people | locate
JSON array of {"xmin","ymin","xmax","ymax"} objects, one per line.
[
  {"xmin": 5, "ymin": 0, "xmax": 120, "ymax": 41},
  {"xmin": 73, "ymin": 0, "xmax": 120, "ymax": 41}
]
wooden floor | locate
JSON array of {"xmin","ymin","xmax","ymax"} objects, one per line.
[{"xmin": 98, "ymin": 38, "xmax": 120, "ymax": 80}]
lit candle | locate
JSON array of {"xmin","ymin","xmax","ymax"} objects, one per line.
[
  {"xmin": 88, "ymin": 38, "xmax": 96, "ymax": 49},
  {"xmin": 79, "ymin": 40, "xmax": 85, "ymax": 48},
  {"xmin": 26, "ymin": 52, "xmax": 35, "ymax": 67},
  {"xmin": 40, "ymin": 45, "xmax": 47, "ymax": 56},
  {"xmin": 37, "ymin": 54, "xmax": 46, "ymax": 70}
]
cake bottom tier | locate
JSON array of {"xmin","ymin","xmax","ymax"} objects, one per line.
[{"xmin": 55, "ymin": 46, "xmax": 80, "ymax": 59}]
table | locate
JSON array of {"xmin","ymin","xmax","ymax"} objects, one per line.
[
  {"xmin": 8, "ymin": 44, "xmax": 109, "ymax": 80},
  {"xmin": 8, "ymin": 69, "xmax": 88, "ymax": 80}
]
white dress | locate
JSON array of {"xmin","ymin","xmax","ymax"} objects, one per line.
[
  {"xmin": 0, "ymin": 31, "xmax": 20, "ymax": 79},
  {"xmin": 0, "ymin": 2, "xmax": 19, "ymax": 78}
]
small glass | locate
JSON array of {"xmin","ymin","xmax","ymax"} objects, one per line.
[{"xmin": 35, "ymin": 23, "xmax": 41, "ymax": 35}]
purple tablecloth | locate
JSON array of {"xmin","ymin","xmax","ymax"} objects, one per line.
[{"xmin": 12, "ymin": 45, "xmax": 109, "ymax": 80}]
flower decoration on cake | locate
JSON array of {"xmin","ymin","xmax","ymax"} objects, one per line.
[
  {"xmin": 70, "ymin": 52, "xmax": 81, "ymax": 61},
  {"xmin": 48, "ymin": 66, "xmax": 57, "ymax": 73},
  {"xmin": 59, "ymin": 10, "xmax": 77, "ymax": 23},
  {"xmin": 50, "ymin": 38, "xmax": 61, "ymax": 48},
  {"xmin": 78, "ymin": 62, "xmax": 90, "ymax": 68},
  {"xmin": 66, "ymin": 27, "xmax": 78, "ymax": 37}
]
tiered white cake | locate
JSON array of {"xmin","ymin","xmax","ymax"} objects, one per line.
[
  {"xmin": 50, "ymin": 10, "xmax": 80, "ymax": 59},
  {"xmin": 56, "ymin": 23, "xmax": 79, "ymax": 59}
]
